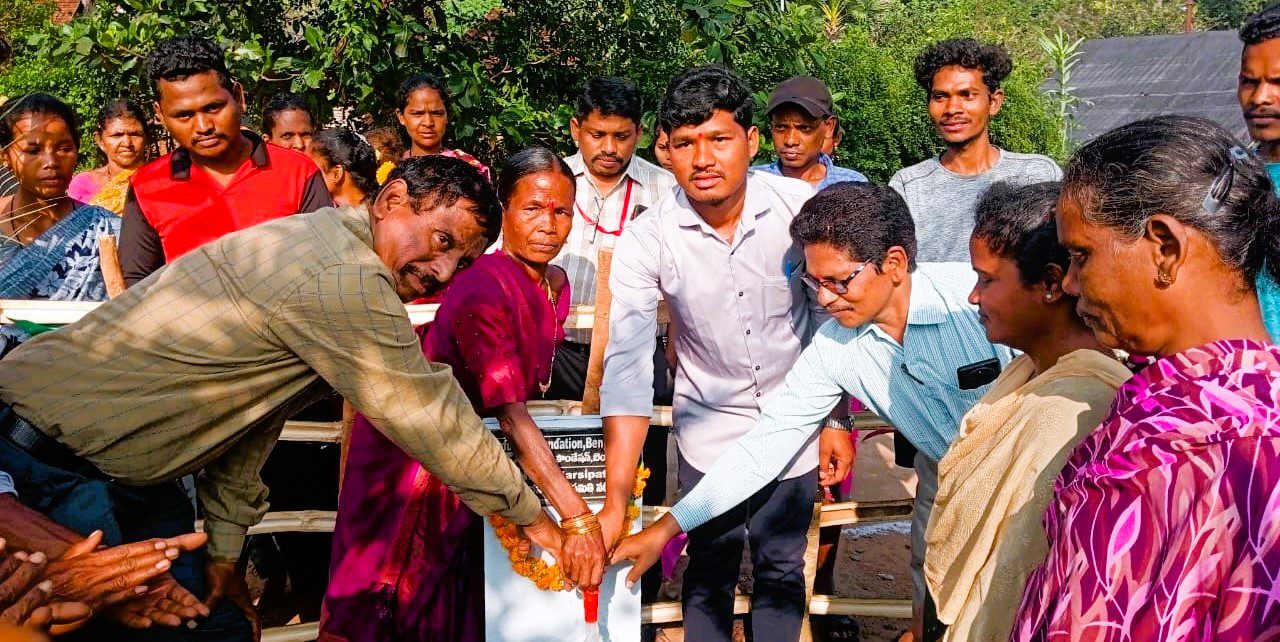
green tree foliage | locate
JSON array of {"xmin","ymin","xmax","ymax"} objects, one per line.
[
  {"xmin": 1015, "ymin": 0, "xmax": 1184, "ymax": 40},
  {"xmin": 1198, "ymin": 0, "xmax": 1267, "ymax": 31},
  {"xmin": 9, "ymin": 0, "xmax": 697, "ymax": 163},
  {"xmin": 0, "ymin": 0, "xmax": 115, "ymax": 159},
  {"xmin": 0, "ymin": 0, "xmax": 53, "ymax": 36},
  {"xmin": 0, "ymin": 0, "xmax": 1210, "ymax": 178}
]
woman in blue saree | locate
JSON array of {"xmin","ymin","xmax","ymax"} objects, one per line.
[{"xmin": 0, "ymin": 93, "xmax": 118, "ymax": 303}]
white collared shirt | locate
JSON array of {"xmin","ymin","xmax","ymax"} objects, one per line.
[{"xmin": 600, "ymin": 171, "xmax": 826, "ymax": 478}]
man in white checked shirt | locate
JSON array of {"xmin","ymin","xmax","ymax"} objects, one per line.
[{"xmin": 546, "ymin": 77, "xmax": 677, "ymax": 400}]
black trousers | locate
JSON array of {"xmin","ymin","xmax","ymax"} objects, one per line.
[{"xmin": 678, "ymin": 455, "xmax": 817, "ymax": 642}]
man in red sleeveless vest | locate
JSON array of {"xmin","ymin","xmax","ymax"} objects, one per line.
[{"xmin": 119, "ymin": 36, "xmax": 330, "ymax": 286}]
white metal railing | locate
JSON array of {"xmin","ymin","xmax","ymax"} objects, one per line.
[{"xmin": 0, "ymin": 300, "xmax": 670, "ymax": 328}]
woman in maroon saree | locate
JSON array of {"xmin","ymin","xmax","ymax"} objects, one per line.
[{"xmin": 320, "ymin": 147, "xmax": 606, "ymax": 641}]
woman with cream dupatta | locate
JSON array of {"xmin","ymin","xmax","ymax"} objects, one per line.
[{"xmin": 921, "ymin": 181, "xmax": 1131, "ymax": 642}]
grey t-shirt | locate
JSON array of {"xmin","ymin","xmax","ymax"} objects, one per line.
[{"xmin": 889, "ymin": 150, "xmax": 1062, "ymax": 262}]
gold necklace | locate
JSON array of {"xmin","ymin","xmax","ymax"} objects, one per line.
[{"xmin": 539, "ymin": 273, "xmax": 558, "ymax": 396}]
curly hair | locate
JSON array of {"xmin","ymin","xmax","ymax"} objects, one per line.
[
  {"xmin": 382, "ymin": 154, "xmax": 502, "ymax": 246},
  {"xmin": 145, "ymin": 35, "xmax": 235, "ymax": 97},
  {"xmin": 789, "ymin": 183, "xmax": 918, "ymax": 270},
  {"xmin": 1241, "ymin": 2, "xmax": 1280, "ymax": 45},
  {"xmin": 913, "ymin": 38, "xmax": 1013, "ymax": 94}
]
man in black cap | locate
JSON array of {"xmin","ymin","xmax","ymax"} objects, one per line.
[{"xmin": 753, "ymin": 75, "xmax": 867, "ymax": 190}]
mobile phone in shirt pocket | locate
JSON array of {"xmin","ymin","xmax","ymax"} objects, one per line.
[{"xmin": 957, "ymin": 357, "xmax": 1002, "ymax": 390}]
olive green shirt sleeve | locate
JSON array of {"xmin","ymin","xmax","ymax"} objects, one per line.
[
  {"xmin": 266, "ymin": 262, "xmax": 543, "ymax": 526},
  {"xmin": 197, "ymin": 417, "xmax": 282, "ymax": 561}
]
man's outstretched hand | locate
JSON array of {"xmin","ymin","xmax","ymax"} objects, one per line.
[
  {"xmin": 106, "ymin": 572, "xmax": 208, "ymax": 629},
  {"xmin": 204, "ymin": 560, "xmax": 259, "ymax": 642},
  {"xmin": 609, "ymin": 513, "xmax": 684, "ymax": 590}
]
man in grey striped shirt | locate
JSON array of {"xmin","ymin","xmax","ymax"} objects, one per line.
[{"xmin": 546, "ymin": 77, "xmax": 676, "ymax": 400}]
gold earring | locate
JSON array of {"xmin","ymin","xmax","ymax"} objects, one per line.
[{"xmin": 1157, "ymin": 270, "xmax": 1174, "ymax": 286}]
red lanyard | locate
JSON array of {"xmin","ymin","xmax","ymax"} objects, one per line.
[{"xmin": 575, "ymin": 179, "xmax": 634, "ymax": 238}]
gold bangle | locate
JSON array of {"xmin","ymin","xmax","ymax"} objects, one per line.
[
  {"xmin": 560, "ymin": 512, "xmax": 601, "ymax": 533},
  {"xmin": 565, "ymin": 523, "xmax": 602, "ymax": 537},
  {"xmin": 560, "ymin": 512, "xmax": 597, "ymax": 526},
  {"xmin": 561, "ymin": 517, "xmax": 599, "ymax": 531}
]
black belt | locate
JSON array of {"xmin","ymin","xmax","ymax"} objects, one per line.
[{"xmin": 0, "ymin": 404, "xmax": 103, "ymax": 477}]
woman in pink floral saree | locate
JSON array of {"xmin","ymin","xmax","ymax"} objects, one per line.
[{"xmin": 1011, "ymin": 116, "xmax": 1280, "ymax": 641}]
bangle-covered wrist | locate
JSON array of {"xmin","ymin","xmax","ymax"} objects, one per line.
[{"xmin": 560, "ymin": 512, "xmax": 602, "ymax": 536}]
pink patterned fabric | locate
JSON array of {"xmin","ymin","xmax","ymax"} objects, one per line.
[
  {"xmin": 1011, "ymin": 339, "xmax": 1280, "ymax": 642},
  {"xmin": 439, "ymin": 148, "xmax": 491, "ymax": 181}
]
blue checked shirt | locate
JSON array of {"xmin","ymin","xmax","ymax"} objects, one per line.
[
  {"xmin": 753, "ymin": 153, "xmax": 868, "ymax": 191},
  {"xmin": 669, "ymin": 263, "xmax": 1014, "ymax": 531}
]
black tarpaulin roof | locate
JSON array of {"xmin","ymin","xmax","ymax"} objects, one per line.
[{"xmin": 1065, "ymin": 29, "xmax": 1248, "ymax": 142}]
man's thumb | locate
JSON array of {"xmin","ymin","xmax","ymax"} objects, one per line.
[
  {"xmin": 608, "ymin": 543, "xmax": 629, "ymax": 567},
  {"xmin": 624, "ymin": 563, "xmax": 643, "ymax": 590}
]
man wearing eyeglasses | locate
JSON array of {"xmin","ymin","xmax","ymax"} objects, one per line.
[{"xmin": 613, "ymin": 182, "xmax": 1013, "ymax": 640}]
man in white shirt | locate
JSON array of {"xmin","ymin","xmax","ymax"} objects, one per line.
[
  {"xmin": 548, "ymin": 77, "xmax": 677, "ymax": 401},
  {"xmin": 599, "ymin": 65, "xmax": 852, "ymax": 642}
]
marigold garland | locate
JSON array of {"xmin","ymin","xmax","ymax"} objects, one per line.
[{"xmin": 490, "ymin": 464, "xmax": 650, "ymax": 591}]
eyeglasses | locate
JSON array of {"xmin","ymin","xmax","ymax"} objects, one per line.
[{"xmin": 800, "ymin": 261, "xmax": 874, "ymax": 295}]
